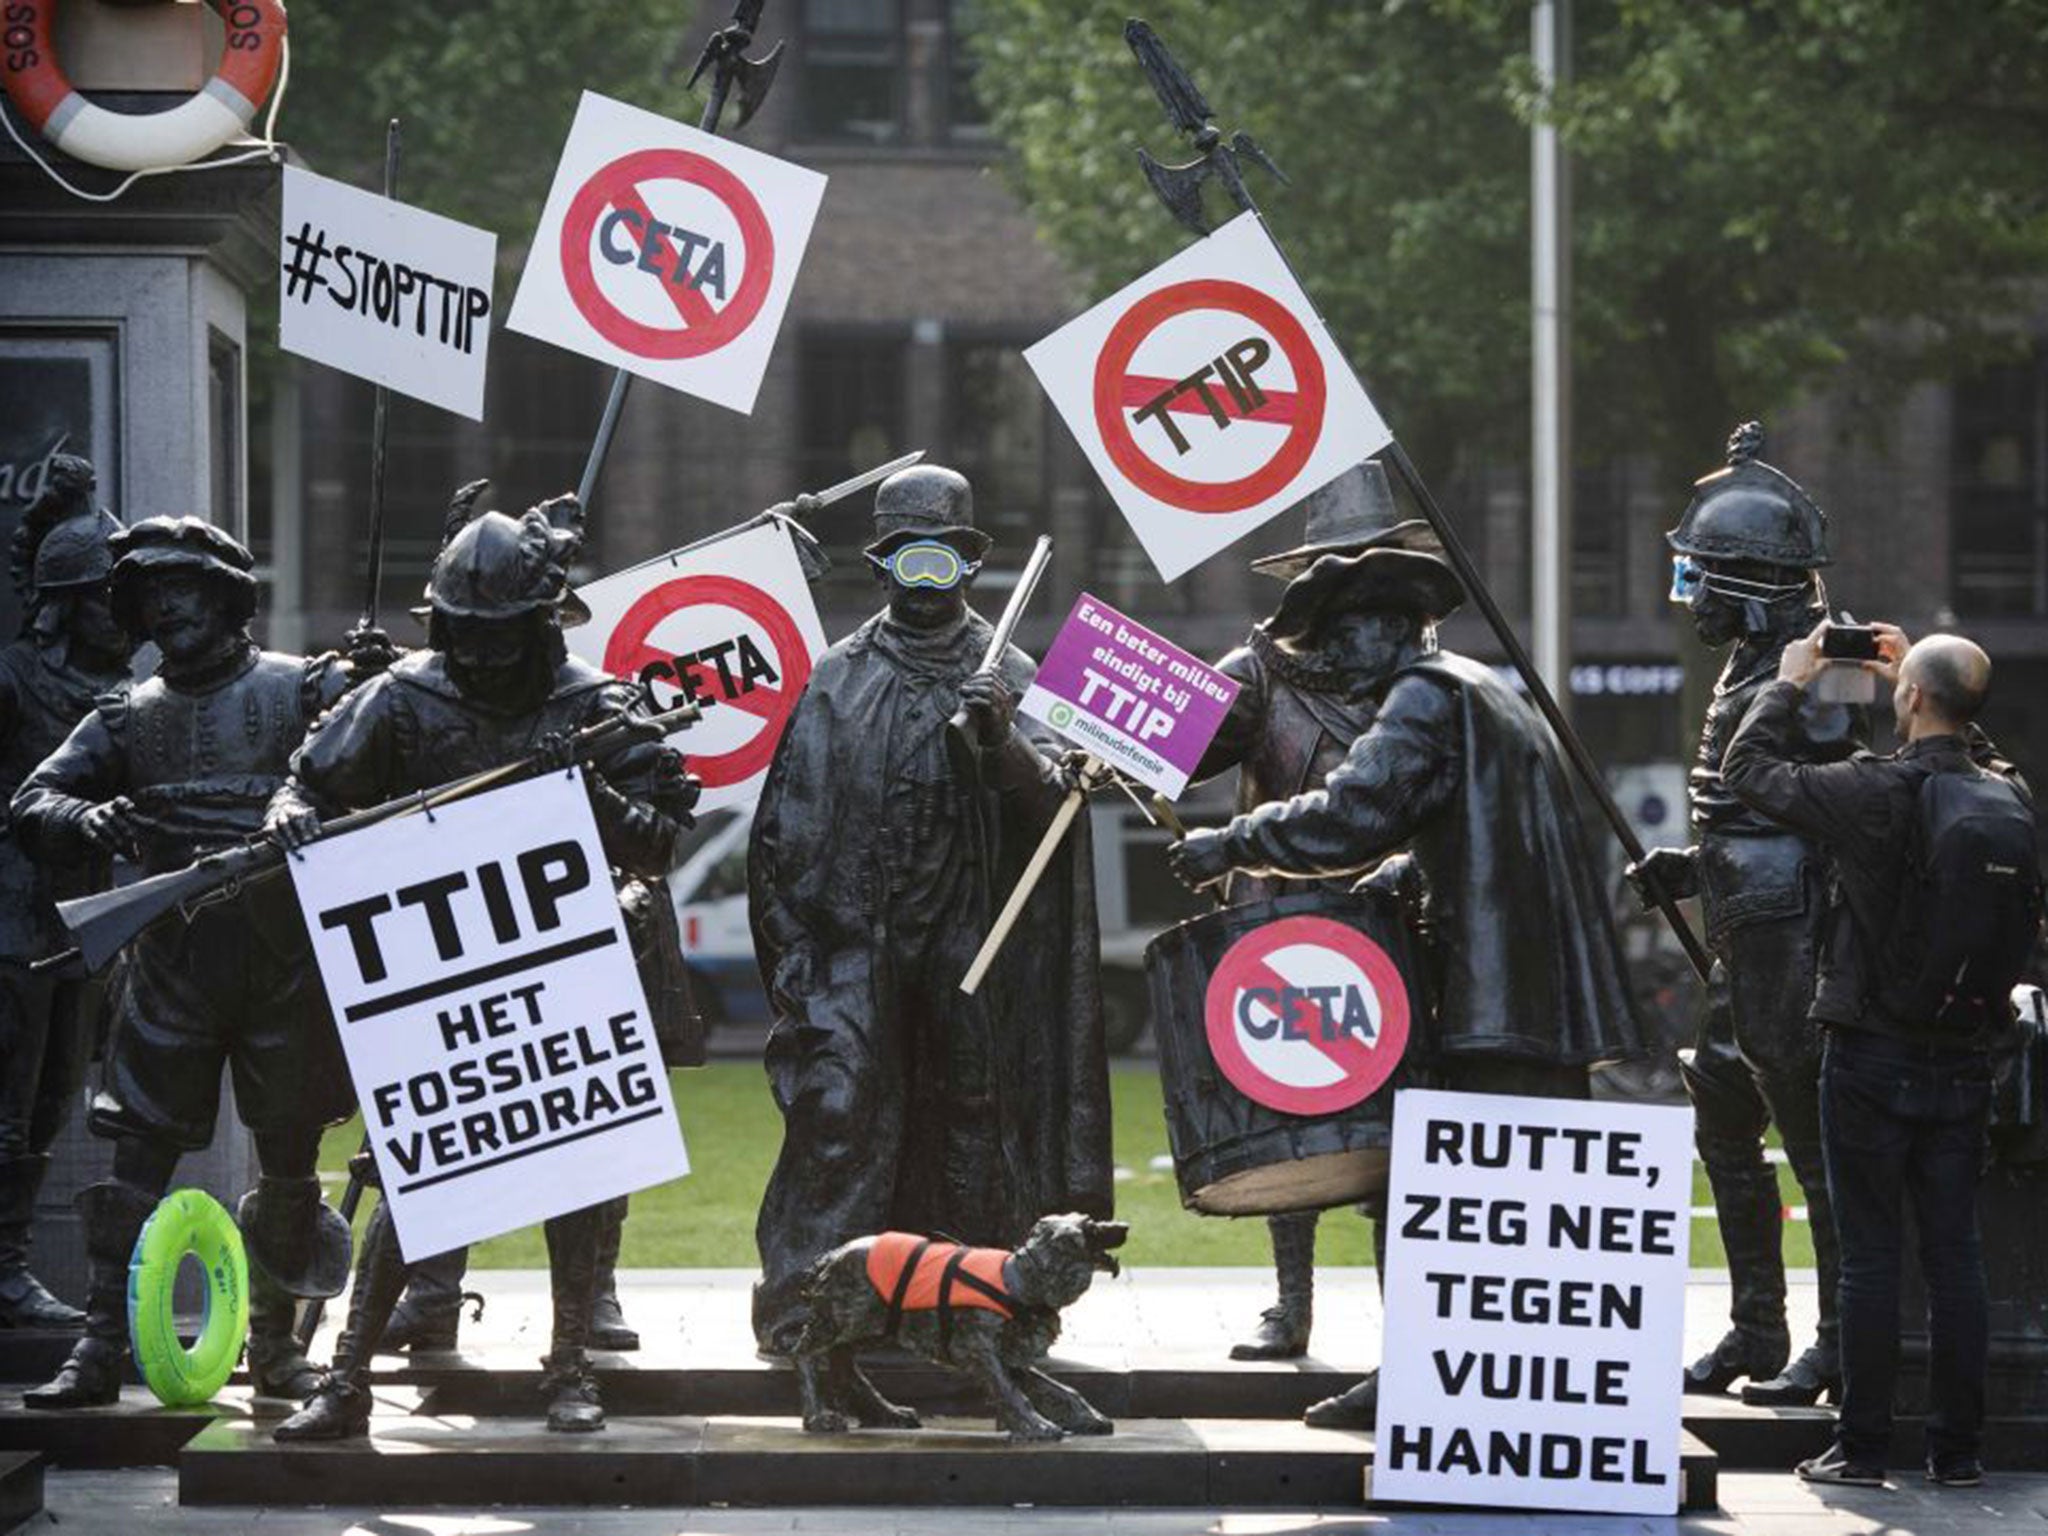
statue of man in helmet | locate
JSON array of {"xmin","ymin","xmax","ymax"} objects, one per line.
[
  {"xmin": 12, "ymin": 516, "xmax": 358, "ymax": 1409},
  {"xmin": 1629, "ymin": 421, "xmax": 1864, "ymax": 1407},
  {"xmin": 0, "ymin": 455, "xmax": 132, "ymax": 1329},
  {"xmin": 263, "ymin": 485, "xmax": 699, "ymax": 1440},
  {"xmin": 747, "ymin": 464, "xmax": 1114, "ymax": 1357}
]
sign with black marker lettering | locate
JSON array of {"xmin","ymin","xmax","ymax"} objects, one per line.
[
  {"xmin": 567, "ymin": 520, "xmax": 826, "ymax": 814},
  {"xmin": 1024, "ymin": 212, "xmax": 1390, "ymax": 582},
  {"xmin": 1373, "ymin": 1089, "xmax": 1693, "ymax": 1516},
  {"xmin": 279, "ymin": 165, "xmax": 497, "ymax": 419},
  {"xmin": 508, "ymin": 90, "xmax": 826, "ymax": 414},
  {"xmin": 289, "ymin": 772, "xmax": 689, "ymax": 1258}
]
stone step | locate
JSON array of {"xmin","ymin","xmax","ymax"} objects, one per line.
[
  {"xmin": 0, "ymin": 1451, "xmax": 42, "ymax": 1535},
  {"xmin": 179, "ymin": 1413, "xmax": 1721, "ymax": 1513},
  {"xmin": 0, "ymin": 1386, "xmax": 270, "ymax": 1469}
]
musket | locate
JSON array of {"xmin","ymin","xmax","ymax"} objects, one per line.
[
  {"xmin": 575, "ymin": 0, "xmax": 785, "ymax": 514},
  {"xmin": 38, "ymin": 702, "xmax": 702, "ymax": 977},
  {"xmin": 1122, "ymin": 19, "xmax": 1713, "ymax": 984}
]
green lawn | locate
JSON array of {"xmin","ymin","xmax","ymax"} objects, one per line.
[{"xmin": 319, "ymin": 1065, "xmax": 1811, "ymax": 1269}]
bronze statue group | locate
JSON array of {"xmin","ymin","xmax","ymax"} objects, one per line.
[{"xmin": 0, "ymin": 429, "xmax": 2026, "ymax": 1486}]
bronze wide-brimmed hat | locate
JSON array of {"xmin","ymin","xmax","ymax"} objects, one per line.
[
  {"xmin": 1265, "ymin": 543, "xmax": 1466, "ymax": 645},
  {"xmin": 864, "ymin": 464, "xmax": 992, "ymax": 560},
  {"xmin": 1249, "ymin": 460, "xmax": 1437, "ymax": 579}
]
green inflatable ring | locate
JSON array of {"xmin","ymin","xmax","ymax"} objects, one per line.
[{"xmin": 128, "ymin": 1188, "xmax": 249, "ymax": 1407}]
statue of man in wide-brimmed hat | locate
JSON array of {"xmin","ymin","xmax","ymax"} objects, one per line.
[
  {"xmin": 1174, "ymin": 458, "xmax": 1645, "ymax": 1429},
  {"xmin": 746, "ymin": 464, "xmax": 1113, "ymax": 1357}
]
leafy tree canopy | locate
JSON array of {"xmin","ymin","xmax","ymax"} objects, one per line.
[{"xmin": 967, "ymin": 0, "xmax": 2048, "ymax": 470}]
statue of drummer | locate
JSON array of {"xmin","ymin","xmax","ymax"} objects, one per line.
[
  {"xmin": 1627, "ymin": 422, "xmax": 1859, "ymax": 1406},
  {"xmin": 747, "ymin": 464, "xmax": 1113, "ymax": 1356},
  {"xmin": 265, "ymin": 489, "xmax": 699, "ymax": 1438},
  {"xmin": 0, "ymin": 457, "xmax": 131, "ymax": 1330},
  {"xmin": 1184, "ymin": 462, "xmax": 1437, "ymax": 1364},
  {"xmin": 13, "ymin": 517, "xmax": 357, "ymax": 1409},
  {"xmin": 1169, "ymin": 471, "xmax": 1645, "ymax": 1428}
]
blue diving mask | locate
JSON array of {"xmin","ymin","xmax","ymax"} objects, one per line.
[{"xmin": 868, "ymin": 539, "xmax": 980, "ymax": 590}]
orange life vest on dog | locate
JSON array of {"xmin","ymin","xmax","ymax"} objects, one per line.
[{"xmin": 865, "ymin": 1233, "xmax": 1017, "ymax": 1341}]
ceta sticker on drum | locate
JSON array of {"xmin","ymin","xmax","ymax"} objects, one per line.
[{"xmin": 1203, "ymin": 915, "xmax": 1411, "ymax": 1117}]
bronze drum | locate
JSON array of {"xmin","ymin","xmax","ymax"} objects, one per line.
[{"xmin": 1146, "ymin": 888, "xmax": 1426, "ymax": 1215}]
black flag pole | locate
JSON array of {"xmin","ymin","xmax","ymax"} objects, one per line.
[
  {"xmin": 574, "ymin": 0, "xmax": 785, "ymax": 513},
  {"xmin": 1122, "ymin": 19, "xmax": 1713, "ymax": 984},
  {"xmin": 356, "ymin": 116, "xmax": 402, "ymax": 635}
]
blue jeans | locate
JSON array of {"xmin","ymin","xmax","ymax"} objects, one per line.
[{"xmin": 1819, "ymin": 1028, "xmax": 1992, "ymax": 1467}]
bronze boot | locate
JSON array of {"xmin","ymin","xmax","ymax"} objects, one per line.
[
  {"xmin": 590, "ymin": 1197, "xmax": 639, "ymax": 1352},
  {"xmin": 541, "ymin": 1207, "xmax": 606, "ymax": 1432},
  {"xmin": 274, "ymin": 1202, "xmax": 409, "ymax": 1442},
  {"xmin": 22, "ymin": 1180, "xmax": 156, "ymax": 1408},
  {"xmin": 1232, "ymin": 1211, "xmax": 1315, "ymax": 1360}
]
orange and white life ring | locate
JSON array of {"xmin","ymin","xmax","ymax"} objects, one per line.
[{"xmin": 2, "ymin": 0, "xmax": 287, "ymax": 173}]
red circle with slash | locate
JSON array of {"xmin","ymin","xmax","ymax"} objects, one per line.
[
  {"xmin": 1205, "ymin": 915, "xmax": 1409, "ymax": 1116},
  {"xmin": 1091, "ymin": 278, "xmax": 1328, "ymax": 514},
  {"xmin": 603, "ymin": 574, "xmax": 812, "ymax": 789},
  {"xmin": 561, "ymin": 148, "xmax": 775, "ymax": 360}
]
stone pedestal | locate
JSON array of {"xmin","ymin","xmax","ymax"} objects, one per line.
[{"xmin": 0, "ymin": 125, "xmax": 282, "ymax": 1306}]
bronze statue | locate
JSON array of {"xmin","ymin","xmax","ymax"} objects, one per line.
[
  {"xmin": 1184, "ymin": 463, "xmax": 1437, "ymax": 1362},
  {"xmin": 1629, "ymin": 422, "xmax": 1859, "ymax": 1406},
  {"xmin": 13, "ymin": 517, "xmax": 355, "ymax": 1408},
  {"xmin": 265, "ymin": 490, "xmax": 697, "ymax": 1439},
  {"xmin": 748, "ymin": 465, "xmax": 1113, "ymax": 1356},
  {"xmin": 0, "ymin": 456, "xmax": 130, "ymax": 1329},
  {"xmin": 1169, "ymin": 492, "xmax": 1645, "ymax": 1428}
]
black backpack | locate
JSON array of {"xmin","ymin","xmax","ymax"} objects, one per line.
[{"xmin": 1886, "ymin": 766, "xmax": 2043, "ymax": 1031}]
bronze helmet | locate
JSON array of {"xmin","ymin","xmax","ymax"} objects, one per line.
[{"xmin": 1668, "ymin": 421, "xmax": 1831, "ymax": 571}]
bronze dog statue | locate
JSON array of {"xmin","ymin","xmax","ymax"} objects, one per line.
[{"xmin": 789, "ymin": 1213, "xmax": 1129, "ymax": 1442}]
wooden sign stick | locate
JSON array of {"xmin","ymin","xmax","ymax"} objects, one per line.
[{"xmin": 960, "ymin": 754, "xmax": 1103, "ymax": 996}]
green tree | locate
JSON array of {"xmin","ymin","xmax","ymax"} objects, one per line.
[
  {"xmin": 277, "ymin": 6, "xmax": 705, "ymax": 254},
  {"xmin": 968, "ymin": 0, "xmax": 2048, "ymax": 472}
]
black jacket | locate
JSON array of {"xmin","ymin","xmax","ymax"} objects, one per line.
[{"xmin": 1722, "ymin": 679, "xmax": 2024, "ymax": 1042}]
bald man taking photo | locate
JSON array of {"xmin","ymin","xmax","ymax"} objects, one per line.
[{"xmin": 1724, "ymin": 623, "xmax": 2040, "ymax": 1490}]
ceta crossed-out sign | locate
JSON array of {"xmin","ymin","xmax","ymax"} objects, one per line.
[
  {"xmin": 1025, "ymin": 212, "xmax": 1391, "ymax": 582},
  {"xmin": 568, "ymin": 520, "xmax": 827, "ymax": 814},
  {"xmin": 1203, "ymin": 914, "xmax": 1411, "ymax": 1118},
  {"xmin": 508, "ymin": 90, "xmax": 826, "ymax": 414}
]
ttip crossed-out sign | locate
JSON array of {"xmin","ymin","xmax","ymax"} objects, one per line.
[
  {"xmin": 509, "ymin": 91, "xmax": 826, "ymax": 414},
  {"xmin": 1026, "ymin": 213, "xmax": 1391, "ymax": 581}
]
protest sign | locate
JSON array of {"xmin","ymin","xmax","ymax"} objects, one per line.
[
  {"xmin": 290, "ymin": 771, "xmax": 690, "ymax": 1259},
  {"xmin": 1025, "ymin": 212, "xmax": 1390, "ymax": 581},
  {"xmin": 1017, "ymin": 593, "xmax": 1238, "ymax": 798},
  {"xmin": 568, "ymin": 519, "xmax": 826, "ymax": 813},
  {"xmin": 1373, "ymin": 1089, "xmax": 1693, "ymax": 1515},
  {"xmin": 278, "ymin": 165, "xmax": 497, "ymax": 419},
  {"xmin": 508, "ymin": 91, "xmax": 826, "ymax": 414}
]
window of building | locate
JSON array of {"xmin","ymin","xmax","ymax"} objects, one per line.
[
  {"xmin": 942, "ymin": 337, "xmax": 1043, "ymax": 551},
  {"xmin": 1571, "ymin": 459, "xmax": 1630, "ymax": 618},
  {"xmin": 799, "ymin": 0, "xmax": 904, "ymax": 145},
  {"xmin": 945, "ymin": 0, "xmax": 991, "ymax": 141},
  {"xmin": 1951, "ymin": 348, "xmax": 2048, "ymax": 617},
  {"xmin": 799, "ymin": 327, "xmax": 909, "ymax": 601}
]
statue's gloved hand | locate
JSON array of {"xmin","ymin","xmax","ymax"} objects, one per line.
[
  {"xmin": 342, "ymin": 621, "xmax": 399, "ymax": 682},
  {"xmin": 1053, "ymin": 749, "xmax": 1097, "ymax": 797},
  {"xmin": 265, "ymin": 803, "xmax": 323, "ymax": 855},
  {"xmin": 1167, "ymin": 828, "xmax": 1234, "ymax": 892},
  {"xmin": 956, "ymin": 667, "xmax": 1017, "ymax": 747},
  {"xmin": 78, "ymin": 796, "xmax": 142, "ymax": 859},
  {"xmin": 1625, "ymin": 845, "xmax": 1699, "ymax": 910},
  {"xmin": 534, "ymin": 729, "xmax": 579, "ymax": 775},
  {"xmin": 656, "ymin": 747, "xmax": 703, "ymax": 819}
]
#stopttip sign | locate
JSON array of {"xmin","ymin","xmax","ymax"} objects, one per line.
[
  {"xmin": 1204, "ymin": 915, "xmax": 1410, "ymax": 1117},
  {"xmin": 1027, "ymin": 212, "xmax": 1391, "ymax": 583},
  {"xmin": 509, "ymin": 91, "xmax": 825, "ymax": 414},
  {"xmin": 569, "ymin": 521, "xmax": 827, "ymax": 814}
]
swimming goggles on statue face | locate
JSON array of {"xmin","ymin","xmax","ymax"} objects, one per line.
[
  {"xmin": 868, "ymin": 539, "xmax": 981, "ymax": 590},
  {"xmin": 1668, "ymin": 556, "xmax": 1809, "ymax": 606}
]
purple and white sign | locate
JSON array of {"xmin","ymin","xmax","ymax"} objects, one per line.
[{"xmin": 1019, "ymin": 594, "xmax": 1239, "ymax": 798}]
